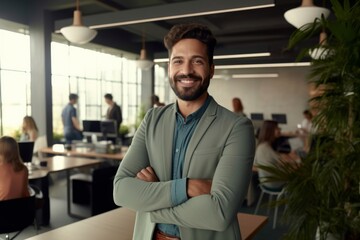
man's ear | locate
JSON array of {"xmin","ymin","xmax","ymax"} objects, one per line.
[{"xmin": 210, "ymin": 64, "xmax": 215, "ymax": 79}]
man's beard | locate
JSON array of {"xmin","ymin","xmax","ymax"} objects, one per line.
[{"xmin": 170, "ymin": 73, "xmax": 211, "ymax": 101}]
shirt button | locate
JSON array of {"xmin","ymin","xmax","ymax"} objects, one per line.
[{"xmin": 176, "ymin": 149, "xmax": 179, "ymax": 153}]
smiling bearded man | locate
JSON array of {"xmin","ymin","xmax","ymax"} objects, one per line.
[{"xmin": 113, "ymin": 23, "xmax": 256, "ymax": 240}]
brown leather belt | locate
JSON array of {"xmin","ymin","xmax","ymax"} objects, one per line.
[{"xmin": 153, "ymin": 229, "xmax": 181, "ymax": 240}]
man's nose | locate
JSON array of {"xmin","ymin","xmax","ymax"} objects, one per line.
[{"xmin": 181, "ymin": 61, "xmax": 195, "ymax": 75}]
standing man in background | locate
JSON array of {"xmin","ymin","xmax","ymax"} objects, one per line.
[
  {"xmin": 104, "ymin": 93, "xmax": 123, "ymax": 134},
  {"xmin": 62, "ymin": 93, "xmax": 82, "ymax": 144},
  {"xmin": 113, "ymin": 23, "xmax": 255, "ymax": 240}
]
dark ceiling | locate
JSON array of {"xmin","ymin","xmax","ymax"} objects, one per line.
[{"xmin": 44, "ymin": 0, "xmax": 333, "ymax": 66}]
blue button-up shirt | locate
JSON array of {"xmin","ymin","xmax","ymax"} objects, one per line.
[{"xmin": 157, "ymin": 96, "xmax": 211, "ymax": 237}]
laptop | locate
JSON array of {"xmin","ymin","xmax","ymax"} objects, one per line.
[{"xmin": 18, "ymin": 141, "xmax": 36, "ymax": 171}]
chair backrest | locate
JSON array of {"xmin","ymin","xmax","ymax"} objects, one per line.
[
  {"xmin": 91, "ymin": 166, "xmax": 118, "ymax": 215},
  {"xmin": 0, "ymin": 193, "xmax": 36, "ymax": 233}
]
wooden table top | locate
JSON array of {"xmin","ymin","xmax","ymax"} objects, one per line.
[
  {"xmin": 25, "ymin": 208, "xmax": 268, "ymax": 240},
  {"xmin": 39, "ymin": 144, "xmax": 127, "ymax": 160},
  {"xmin": 28, "ymin": 156, "xmax": 104, "ymax": 179}
]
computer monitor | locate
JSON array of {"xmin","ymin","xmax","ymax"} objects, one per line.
[
  {"xmin": 100, "ymin": 120, "xmax": 118, "ymax": 139},
  {"xmin": 83, "ymin": 120, "xmax": 102, "ymax": 137},
  {"xmin": 271, "ymin": 113, "xmax": 287, "ymax": 124},
  {"xmin": 250, "ymin": 113, "xmax": 264, "ymax": 121},
  {"xmin": 18, "ymin": 141, "xmax": 35, "ymax": 163}
]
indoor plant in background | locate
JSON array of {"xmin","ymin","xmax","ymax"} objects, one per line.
[{"xmin": 258, "ymin": 0, "xmax": 360, "ymax": 239}]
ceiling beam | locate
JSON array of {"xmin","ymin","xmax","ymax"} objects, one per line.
[{"xmin": 54, "ymin": 0, "xmax": 274, "ymax": 30}]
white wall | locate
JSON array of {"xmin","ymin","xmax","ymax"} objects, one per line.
[{"xmin": 209, "ymin": 67, "xmax": 311, "ymax": 131}]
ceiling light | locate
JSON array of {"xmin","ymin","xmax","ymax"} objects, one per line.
[
  {"xmin": 154, "ymin": 52, "xmax": 271, "ymax": 63},
  {"xmin": 89, "ymin": 4, "xmax": 275, "ymax": 29},
  {"xmin": 136, "ymin": 34, "xmax": 154, "ymax": 70},
  {"xmin": 60, "ymin": 0, "xmax": 97, "ymax": 44},
  {"xmin": 284, "ymin": 0, "xmax": 330, "ymax": 29},
  {"xmin": 232, "ymin": 73, "xmax": 279, "ymax": 78},
  {"xmin": 215, "ymin": 62, "xmax": 311, "ymax": 69},
  {"xmin": 214, "ymin": 52, "xmax": 271, "ymax": 59},
  {"xmin": 309, "ymin": 31, "xmax": 332, "ymax": 60}
]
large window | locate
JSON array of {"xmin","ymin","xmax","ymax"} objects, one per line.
[
  {"xmin": 0, "ymin": 29, "xmax": 31, "ymax": 136},
  {"xmin": 51, "ymin": 42, "xmax": 141, "ymax": 135},
  {"xmin": 154, "ymin": 64, "xmax": 175, "ymax": 105}
]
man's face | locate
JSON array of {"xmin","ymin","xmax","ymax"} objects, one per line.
[
  {"xmin": 168, "ymin": 38, "xmax": 214, "ymax": 101},
  {"xmin": 105, "ymin": 98, "xmax": 111, "ymax": 105},
  {"xmin": 71, "ymin": 98, "xmax": 78, "ymax": 105}
]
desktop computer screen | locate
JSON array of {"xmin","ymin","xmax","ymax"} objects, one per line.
[
  {"xmin": 271, "ymin": 113, "xmax": 287, "ymax": 124},
  {"xmin": 100, "ymin": 120, "xmax": 118, "ymax": 138},
  {"xmin": 83, "ymin": 120, "xmax": 102, "ymax": 137},
  {"xmin": 250, "ymin": 113, "xmax": 264, "ymax": 121},
  {"xmin": 18, "ymin": 141, "xmax": 35, "ymax": 163}
]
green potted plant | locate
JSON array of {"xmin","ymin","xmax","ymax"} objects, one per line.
[{"xmin": 257, "ymin": 1, "xmax": 360, "ymax": 239}]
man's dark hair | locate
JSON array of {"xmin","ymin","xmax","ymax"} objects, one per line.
[
  {"xmin": 104, "ymin": 93, "xmax": 113, "ymax": 101},
  {"xmin": 164, "ymin": 23, "xmax": 217, "ymax": 65},
  {"xmin": 69, "ymin": 93, "xmax": 78, "ymax": 101}
]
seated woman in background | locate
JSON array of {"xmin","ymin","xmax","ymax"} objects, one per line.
[
  {"xmin": 255, "ymin": 120, "xmax": 299, "ymax": 190},
  {"xmin": 0, "ymin": 136, "xmax": 30, "ymax": 200},
  {"xmin": 20, "ymin": 116, "xmax": 38, "ymax": 142}
]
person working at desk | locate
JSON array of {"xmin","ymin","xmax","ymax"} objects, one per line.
[
  {"xmin": 151, "ymin": 94, "xmax": 166, "ymax": 107},
  {"xmin": 232, "ymin": 97, "xmax": 246, "ymax": 117},
  {"xmin": 0, "ymin": 136, "xmax": 29, "ymax": 200},
  {"xmin": 255, "ymin": 120, "xmax": 299, "ymax": 189},
  {"xmin": 20, "ymin": 116, "xmax": 38, "ymax": 142},
  {"xmin": 62, "ymin": 93, "xmax": 82, "ymax": 144},
  {"xmin": 113, "ymin": 23, "xmax": 255, "ymax": 240},
  {"xmin": 104, "ymin": 93, "xmax": 123, "ymax": 134}
]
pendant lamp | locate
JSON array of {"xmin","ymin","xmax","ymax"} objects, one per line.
[
  {"xmin": 284, "ymin": 0, "xmax": 330, "ymax": 29},
  {"xmin": 60, "ymin": 0, "xmax": 97, "ymax": 44},
  {"xmin": 136, "ymin": 34, "xmax": 154, "ymax": 70},
  {"xmin": 309, "ymin": 31, "xmax": 331, "ymax": 60}
]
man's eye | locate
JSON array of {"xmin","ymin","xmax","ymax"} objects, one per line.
[{"xmin": 193, "ymin": 59, "xmax": 204, "ymax": 64}]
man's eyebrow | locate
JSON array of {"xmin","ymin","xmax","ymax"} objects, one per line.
[
  {"xmin": 171, "ymin": 55, "xmax": 206, "ymax": 60},
  {"xmin": 170, "ymin": 56, "xmax": 183, "ymax": 61}
]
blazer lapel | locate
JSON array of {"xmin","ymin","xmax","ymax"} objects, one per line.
[
  {"xmin": 161, "ymin": 104, "xmax": 176, "ymax": 180},
  {"xmin": 182, "ymin": 99, "xmax": 217, "ymax": 176}
]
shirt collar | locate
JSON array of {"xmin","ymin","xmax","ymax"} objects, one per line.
[{"xmin": 175, "ymin": 95, "xmax": 212, "ymax": 122}]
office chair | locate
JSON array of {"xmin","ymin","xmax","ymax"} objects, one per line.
[
  {"xmin": 71, "ymin": 165, "xmax": 119, "ymax": 216},
  {"xmin": 254, "ymin": 183, "xmax": 285, "ymax": 229},
  {"xmin": 0, "ymin": 187, "xmax": 37, "ymax": 240}
]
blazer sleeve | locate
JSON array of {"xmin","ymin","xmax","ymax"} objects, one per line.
[
  {"xmin": 150, "ymin": 118, "xmax": 255, "ymax": 231},
  {"xmin": 113, "ymin": 109, "xmax": 174, "ymax": 212}
]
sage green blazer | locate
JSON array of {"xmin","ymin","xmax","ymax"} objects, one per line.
[{"xmin": 114, "ymin": 97, "xmax": 255, "ymax": 240}]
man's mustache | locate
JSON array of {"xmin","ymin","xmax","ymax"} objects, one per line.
[{"xmin": 175, "ymin": 74, "xmax": 202, "ymax": 81}]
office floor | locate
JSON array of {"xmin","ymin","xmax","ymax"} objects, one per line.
[{"xmin": 6, "ymin": 174, "xmax": 289, "ymax": 240}]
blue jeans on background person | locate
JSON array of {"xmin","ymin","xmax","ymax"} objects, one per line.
[{"xmin": 64, "ymin": 131, "xmax": 83, "ymax": 144}]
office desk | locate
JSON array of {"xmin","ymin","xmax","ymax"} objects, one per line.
[
  {"xmin": 39, "ymin": 144, "xmax": 127, "ymax": 161},
  {"xmin": 29, "ymin": 156, "xmax": 104, "ymax": 224},
  {"xmin": 26, "ymin": 208, "xmax": 268, "ymax": 240}
]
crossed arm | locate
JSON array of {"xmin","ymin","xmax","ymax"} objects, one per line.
[
  {"xmin": 136, "ymin": 166, "xmax": 211, "ymax": 198},
  {"xmin": 113, "ymin": 113, "xmax": 255, "ymax": 231}
]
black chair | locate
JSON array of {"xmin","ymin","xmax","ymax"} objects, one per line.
[
  {"xmin": 0, "ymin": 188, "xmax": 36, "ymax": 240},
  {"xmin": 71, "ymin": 165, "xmax": 119, "ymax": 216}
]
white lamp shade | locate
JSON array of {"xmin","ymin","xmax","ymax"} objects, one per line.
[
  {"xmin": 136, "ymin": 49, "xmax": 154, "ymax": 70},
  {"xmin": 309, "ymin": 47, "xmax": 332, "ymax": 60},
  {"xmin": 284, "ymin": 6, "xmax": 330, "ymax": 29},
  {"xmin": 60, "ymin": 25, "xmax": 97, "ymax": 44},
  {"xmin": 136, "ymin": 59, "xmax": 155, "ymax": 70}
]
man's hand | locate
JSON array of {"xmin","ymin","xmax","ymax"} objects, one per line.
[
  {"xmin": 136, "ymin": 166, "xmax": 159, "ymax": 182},
  {"xmin": 187, "ymin": 179, "xmax": 212, "ymax": 198}
]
